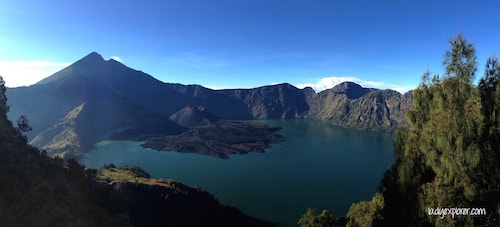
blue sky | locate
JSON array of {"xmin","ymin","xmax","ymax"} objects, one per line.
[{"xmin": 0, "ymin": 0, "xmax": 499, "ymax": 92}]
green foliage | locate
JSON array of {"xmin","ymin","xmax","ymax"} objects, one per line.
[
  {"xmin": 346, "ymin": 34, "xmax": 500, "ymax": 226},
  {"xmin": 298, "ymin": 208, "xmax": 337, "ymax": 227},
  {"xmin": 411, "ymin": 34, "xmax": 498, "ymax": 226},
  {"xmin": 16, "ymin": 115, "xmax": 32, "ymax": 133},
  {"xmin": 0, "ymin": 76, "xmax": 8, "ymax": 114},
  {"xmin": 393, "ymin": 33, "xmax": 487, "ymax": 225},
  {"xmin": 478, "ymin": 56, "xmax": 499, "ymax": 121},
  {"xmin": 346, "ymin": 193, "xmax": 384, "ymax": 227},
  {"xmin": 444, "ymin": 33, "xmax": 477, "ymax": 84},
  {"xmin": 477, "ymin": 55, "xmax": 500, "ymax": 226}
]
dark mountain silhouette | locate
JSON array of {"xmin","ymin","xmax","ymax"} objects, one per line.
[{"xmin": 6, "ymin": 52, "xmax": 413, "ymax": 159}]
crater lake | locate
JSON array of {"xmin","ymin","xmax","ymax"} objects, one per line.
[{"xmin": 82, "ymin": 119, "xmax": 395, "ymax": 226}]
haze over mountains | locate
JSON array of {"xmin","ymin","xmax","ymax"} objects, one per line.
[{"xmin": 6, "ymin": 52, "xmax": 413, "ymax": 159}]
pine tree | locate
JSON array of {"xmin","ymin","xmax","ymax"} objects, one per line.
[
  {"xmin": 419, "ymin": 34, "xmax": 482, "ymax": 225},
  {"xmin": 298, "ymin": 208, "xmax": 337, "ymax": 227},
  {"xmin": 346, "ymin": 193, "xmax": 384, "ymax": 227},
  {"xmin": 379, "ymin": 34, "xmax": 487, "ymax": 226},
  {"xmin": 477, "ymin": 55, "xmax": 500, "ymax": 226},
  {"xmin": 0, "ymin": 76, "xmax": 8, "ymax": 115}
]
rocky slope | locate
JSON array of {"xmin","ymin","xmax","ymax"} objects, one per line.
[
  {"xmin": 306, "ymin": 82, "xmax": 413, "ymax": 131},
  {"xmin": 96, "ymin": 165, "xmax": 277, "ymax": 227}
]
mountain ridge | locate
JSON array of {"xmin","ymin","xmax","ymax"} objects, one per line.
[{"xmin": 6, "ymin": 52, "xmax": 413, "ymax": 159}]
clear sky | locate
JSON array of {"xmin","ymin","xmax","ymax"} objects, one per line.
[{"xmin": 0, "ymin": 0, "xmax": 499, "ymax": 92}]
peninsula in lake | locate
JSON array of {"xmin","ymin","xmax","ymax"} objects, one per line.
[
  {"xmin": 138, "ymin": 105, "xmax": 283, "ymax": 158},
  {"xmin": 6, "ymin": 52, "xmax": 413, "ymax": 160}
]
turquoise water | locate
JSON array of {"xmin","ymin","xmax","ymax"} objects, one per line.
[{"xmin": 82, "ymin": 119, "xmax": 395, "ymax": 226}]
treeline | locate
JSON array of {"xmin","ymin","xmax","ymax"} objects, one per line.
[{"xmin": 299, "ymin": 34, "xmax": 499, "ymax": 226}]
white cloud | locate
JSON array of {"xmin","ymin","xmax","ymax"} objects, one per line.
[
  {"xmin": 110, "ymin": 56, "xmax": 122, "ymax": 62},
  {"xmin": 0, "ymin": 60, "xmax": 70, "ymax": 87},
  {"xmin": 296, "ymin": 76, "xmax": 415, "ymax": 94}
]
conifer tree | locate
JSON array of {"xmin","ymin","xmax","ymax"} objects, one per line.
[
  {"xmin": 0, "ymin": 76, "xmax": 8, "ymax": 115},
  {"xmin": 346, "ymin": 193, "xmax": 384, "ymax": 227},
  {"xmin": 477, "ymin": 55, "xmax": 500, "ymax": 226},
  {"xmin": 298, "ymin": 208, "xmax": 336, "ymax": 227},
  {"xmin": 381, "ymin": 34, "xmax": 487, "ymax": 226}
]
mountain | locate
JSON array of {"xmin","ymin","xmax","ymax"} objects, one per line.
[
  {"xmin": 8, "ymin": 52, "xmax": 188, "ymax": 159},
  {"xmin": 6, "ymin": 52, "xmax": 413, "ymax": 159},
  {"xmin": 306, "ymin": 82, "xmax": 413, "ymax": 130},
  {"xmin": 218, "ymin": 83, "xmax": 310, "ymax": 119}
]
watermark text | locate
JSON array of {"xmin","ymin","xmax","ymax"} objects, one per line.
[{"xmin": 428, "ymin": 207, "xmax": 486, "ymax": 219}]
